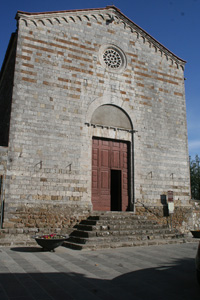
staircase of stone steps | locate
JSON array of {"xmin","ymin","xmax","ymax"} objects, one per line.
[
  {"xmin": 63, "ymin": 211, "xmax": 191, "ymax": 250},
  {"xmin": 0, "ymin": 211, "xmax": 194, "ymax": 249}
]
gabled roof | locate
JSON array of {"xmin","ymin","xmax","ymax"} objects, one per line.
[{"xmin": 16, "ymin": 5, "xmax": 186, "ymax": 69}]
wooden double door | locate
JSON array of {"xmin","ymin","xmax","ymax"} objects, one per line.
[{"xmin": 92, "ymin": 137, "xmax": 129, "ymax": 211}]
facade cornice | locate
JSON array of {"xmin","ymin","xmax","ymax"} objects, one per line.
[{"xmin": 16, "ymin": 5, "xmax": 186, "ymax": 70}]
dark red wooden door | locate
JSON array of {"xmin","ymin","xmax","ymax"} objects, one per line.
[{"xmin": 92, "ymin": 138, "xmax": 129, "ymax": 211}]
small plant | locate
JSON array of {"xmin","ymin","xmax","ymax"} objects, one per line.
[{"xmin": 39, "ymin": 234, "xmax": 65, "ymax": 239}]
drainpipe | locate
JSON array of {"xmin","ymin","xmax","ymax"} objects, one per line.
[
  {"xmin": 0, "ymin": 175, "xmax": 5, "ymax": 229},
  {"xmin": 131, "ymin": 130, "xmax": 137, "ymax": 212}
]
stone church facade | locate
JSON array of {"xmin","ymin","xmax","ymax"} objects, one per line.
[{"xmin": 0, "ymin": 6, "xmax": 193, "ymax": 232}]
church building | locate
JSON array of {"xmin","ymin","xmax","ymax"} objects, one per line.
[{"xmin": 0, "ymin": 6, "xmax": 192, "ymax": 232}]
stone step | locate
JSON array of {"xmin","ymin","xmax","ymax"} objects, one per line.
[
  {"xmin": 75, "ymin": 223, "xmax": 168, "ymax": 232},
  {"xmin": 0, "ymin": 228, "xmax": 69, "ymax": 247},
  {"xmin": 80, "ymin": 219, "xmax": 158, "ymax": 226},
  {"xmin": 67, "ymin": 232, "xmax": 184, "ymax": 245},
  {"xmin": 72, "ymin": 227, "xmax": 178, "ymax": 238},
  {"xmin": 63, "ymin": 236, "xmax": 193, "ymax": 251},
  {"xmin": 77, "ymin": 222, "xmax": 168, "ymax": 230},
  {"xmin": 95, "ymin": 229, "xmax": 179, "ymax": 237},
  {"xmin": 63, "ymin": 211, "xmax": 188, "ymax": 250},
  {"xmin": 0, "ymin": 235, "xmax": 36, "ymax": 247},
  {"xmin": 88, "ymin": 212, "xmax": 152, "ymax": 221},
  {"xmin": 0, "ymin": 212, "xmax": 192, "ymax": 250}
]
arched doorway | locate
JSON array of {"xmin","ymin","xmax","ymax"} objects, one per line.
[{"xmin": 90, "ymin": 104, "xmax": 133, "ymax": 212}]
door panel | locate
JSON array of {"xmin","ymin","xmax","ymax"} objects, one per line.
[
  {"xmin": 92, "ymin": 170, "xmax": 98, "ymax": 188},
  {"xmin": 92, "ymin": 148, "xmax": 99, "ymax": 167},
  {"xmin": 101, "ymin": 170, "xmax": 109, "ymax": 189},
  {"xmin": 101, "ymin": 150, "xmax": 109, "ymax": 167},
  {"xmin": 111, "ymin": 150, "xmax": 120, "ymax": 168}
]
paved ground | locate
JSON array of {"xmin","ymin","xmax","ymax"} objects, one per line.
[{"xmin": 0, "ymin": 242, "xmax": 199, "ymax": 300}]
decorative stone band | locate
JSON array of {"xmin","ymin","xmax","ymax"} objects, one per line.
[{"xmin": 85, "ymin": 122, "xmax": 136, "ymax": 133}]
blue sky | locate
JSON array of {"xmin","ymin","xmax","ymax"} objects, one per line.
[{"xmin": 0, "ymin": 0, "xmax": 200, "ymax": 158}]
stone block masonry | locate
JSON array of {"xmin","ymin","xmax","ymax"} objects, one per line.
[
  {"xmin": 0, "ymin": 147, "xmax": 8, "ymax": 228},
  {"xmin": 0, "ymin": 6, "xmax": 192, "ymax": 232}
]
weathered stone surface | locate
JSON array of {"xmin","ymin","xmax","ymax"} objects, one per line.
[
  {"xmin": 135, "ymin": 202, "xmax": 200, "ymax": 232},
  {"xmin": 64, "ymin": 212, "xmax": 192, "ymax": 250}
]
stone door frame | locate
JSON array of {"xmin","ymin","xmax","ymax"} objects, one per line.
[{"xmin": 85, "ymin": 97, "xmax": 135, "ymax": 212}]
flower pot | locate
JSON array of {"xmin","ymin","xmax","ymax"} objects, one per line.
[{"xmin": 33, "ymin": 234, "xmax": 68, "ymax": 251}]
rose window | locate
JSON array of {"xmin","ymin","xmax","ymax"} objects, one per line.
[
  {"xmin": 103, "ymin": 49, "xmax": 122, "ymax": 69},
  {"xmin": 99, "ymin": 44, "xmax": 126, "ymax": 72}
]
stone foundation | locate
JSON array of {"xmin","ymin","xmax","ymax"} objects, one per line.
[
  {"xmin": 1, "ymin": 202, "xmax": 200, "ymax": 247},
  {"xmin": 3, "ymin": 203, "xmax": 91, "ymax": 234},
  {"xmin": 2, "ymin": 201, "xmax": 200, "ymax": 234},
  {"xmin": 135, "ymin": 204, "xmax": 199, "ymax": 233},
  {"xmin": 2, "ymin": 202, "xmax": 200, "ymax": 234}
]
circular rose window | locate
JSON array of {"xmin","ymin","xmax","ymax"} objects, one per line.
[
  {"xmin": 103, "ymin": 49, "xmax": 122, "ymax": 69},
  {"xmin": 99, "ymin": 44, "xmax": 127, "ymax": 72}
]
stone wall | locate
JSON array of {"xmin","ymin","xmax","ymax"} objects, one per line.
[
  {"xmin": 0, "ymin": 147, "xmax": 8, "ymax": 175},
  {"xmin": 3, "ymin": 203, "xmax": 90, "ymax": 233},
  {"xmin": 0, "ymin": 7, "xmax": 191, "ymax": 231},
  {"xmin": 0, "ymin": 147, "xmax": 8, "ymax": 226},
  {"xmin": 135, "ymin": 201, "xmax": 200, "ymax": 233}
]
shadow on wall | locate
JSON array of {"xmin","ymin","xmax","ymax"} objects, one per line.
[{"xmin": 161, "ymin": 194, "xmax": 169, "ymax": 217}]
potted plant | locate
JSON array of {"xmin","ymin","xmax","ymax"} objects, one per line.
[{"xmin": 33, "ymin": 233, "xmax": 68, "ymax": 251}]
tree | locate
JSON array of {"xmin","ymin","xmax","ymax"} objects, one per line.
[{"xmin": 190, "ymin": 155, "xmax": 200, "ymax": 200}]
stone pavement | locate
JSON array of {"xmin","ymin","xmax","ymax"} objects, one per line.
[{"xmin": 0, "ymin": 242, "xmax": 199, "ymax": 300}]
